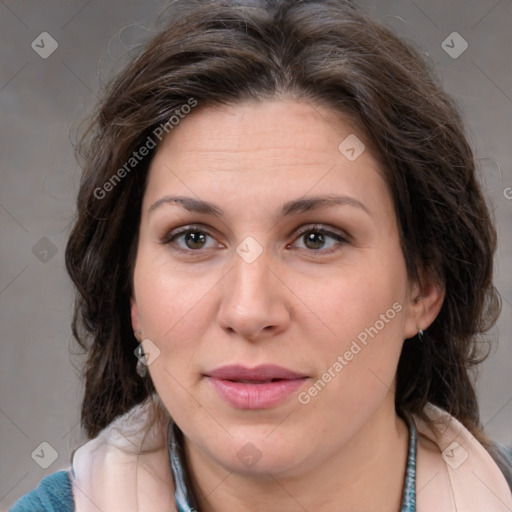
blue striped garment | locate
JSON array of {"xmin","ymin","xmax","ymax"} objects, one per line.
[{"xmin": 8, "ymin": 470, "xmax": 74, "ymax": 512}]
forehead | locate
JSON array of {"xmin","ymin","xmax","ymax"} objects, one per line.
[
  {"xmin": 143, "ymin": 99, "xmax": 393, "ymax": 223},
  {"xmin": 155, "ymin": 99, "xmax": 364, "ymax": 162}
]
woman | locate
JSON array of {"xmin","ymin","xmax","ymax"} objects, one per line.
[{"xmin": 10, "ymin": 0, "xmax": 512, "ymax": 511}]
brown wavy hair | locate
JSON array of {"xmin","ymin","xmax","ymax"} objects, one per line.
[{"xmin": 65, "ymin": 0, "xmax": 507, "ymax": 477}]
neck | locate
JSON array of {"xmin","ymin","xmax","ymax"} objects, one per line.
[{"xmin": 183, "ymin": 398, "xmax": 410, "ymax": 512}]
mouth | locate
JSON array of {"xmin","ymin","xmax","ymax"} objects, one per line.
[
  {"xmin": 206, "ymin": 364, "xmax": 307, "ymax": 381},
  {"xmin": 231, "ymin": 378, "xmax": 288, "ymax": 384},
  {"xmin": 204, "ymin": 364, "xmax": 309, "ymax": 409}
]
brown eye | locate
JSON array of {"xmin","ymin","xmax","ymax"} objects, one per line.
[
  {"xmin": 181, "ymin": 231, "xmax": 208, "ymax": 249},
  {"xmin": 161, "ymin": 226, "xmax": 218, "ymax": 251},
  {"xmin": 303, "ymin": 231, "xmax": 327, "ymax": 250},
  {"xmin": 291, "ymin": 225, "xmax": 349, "ymax": 254}
]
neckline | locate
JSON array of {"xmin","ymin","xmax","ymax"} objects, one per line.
[
  {"xmin": 168, "ymin": 418, "xmax": 417, "ymax": 512},
  {"xmin": 400, "ymin": 415, "xmax": 417, "ymax": 511}
]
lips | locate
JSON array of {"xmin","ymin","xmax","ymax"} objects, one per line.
[
  {"xmin": 205, "ymin": 364, "xmax": 308, "ymax": 409},
  {"xmin": 207, "ymin": 364, "xmax": 307, "ymax": 381}
]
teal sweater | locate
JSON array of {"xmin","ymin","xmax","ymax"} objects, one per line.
[{"xmin": 9, "ymin": 470, "xmax": 74, "ymax": 512}]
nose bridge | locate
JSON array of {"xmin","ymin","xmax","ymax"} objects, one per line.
[
  {"xmin": 217, "ymin": 235, "xmax": 289, "ymax": 337},
  {"xmin": 228, "ymin": 237, "xmax": 274, "ymax": 312}
]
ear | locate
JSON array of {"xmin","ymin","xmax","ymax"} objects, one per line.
[
  {"xmin": 403, "ymin": 270, "xmax": 445, "ymax": 340},
  {"xmin": 130, "ymin": 296, "xmax": 141, "ymax": 334}
]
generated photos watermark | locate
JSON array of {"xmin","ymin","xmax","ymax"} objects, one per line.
[
  {"xmin": 93, "ymin": 97, "xmax": 198, "ymax": 200},
  {"xmin": 298, "ymin": 301, "xmax": 403, "ymax": 405}
]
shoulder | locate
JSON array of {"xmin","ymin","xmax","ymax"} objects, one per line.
[
  {"xmin": 486, "ymin": 440, "xmax": 512, "ymax": 490},
  {"xmin": 9, "ymin": 470, "xmax": 74, "ymax": 512},
  {"xmin": 414, "ymin": 403, "xmax": 512, "ymax": 510}
]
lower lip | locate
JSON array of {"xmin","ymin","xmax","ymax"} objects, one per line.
[{"xmin": 207, "ymin": 377, "xmax": 307, "ymax": 409}]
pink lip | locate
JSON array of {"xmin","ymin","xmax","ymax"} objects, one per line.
[{"xmin": 205, "ymin": 364, "xmax": 308, "ymax": 410}]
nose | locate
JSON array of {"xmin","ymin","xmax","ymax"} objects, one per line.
[{"xmin": 217, "ymin": 245, "xmax": 291, "ymax": 342}]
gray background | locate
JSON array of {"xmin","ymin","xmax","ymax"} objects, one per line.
[{"xmin": 0, "ymin": 0, "xmax": 511, "ymax": 509}]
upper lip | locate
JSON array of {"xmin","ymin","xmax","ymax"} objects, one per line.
[{"xmin": 205, "ymin": 364, "xmax": 307, "ymax": 381}]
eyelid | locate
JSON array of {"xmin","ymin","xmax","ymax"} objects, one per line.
[
  {"xmin": 292, "ymin": 223, "xmax": 350, "ymax": 242},
  {"xmin": 159, "ymin": 223, "xmax": 221, "ymax": 246},
  {"xmin": 160, "ymin": 222, "xmax": 350, "ymax": 253}
]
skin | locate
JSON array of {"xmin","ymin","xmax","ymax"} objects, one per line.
[{"xmin": 130, "ymin": 99, "xmax": 444, "ymax": 512}]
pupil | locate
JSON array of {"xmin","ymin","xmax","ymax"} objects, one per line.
[
  {"xmin": 186, "ymin": 232, "xmax": 205, "ymax": 249},
  {"xmin": 305, "ymin": 232, "xmax": 324, "ymax": 250}
]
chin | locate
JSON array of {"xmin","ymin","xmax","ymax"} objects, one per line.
[{"xmin": 208, "ymin": 429, "xmax": 311, "ymax": 477}]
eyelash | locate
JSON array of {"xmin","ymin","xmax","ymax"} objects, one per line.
[{"xmin": 160, "ymin": 224, "xmax": 349, "ymax": 257}]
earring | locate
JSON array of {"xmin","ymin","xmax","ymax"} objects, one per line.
[
  {"xmin": 417, "ymin": 328, "xmax": 424, "ymax": 341},
  {"xmin": 134, "ymin": 330, "xmax": 148, "ymax": 377},
  {"xmin": 135, "ymin": 344, "xmax": 147, "ymax": 378}
]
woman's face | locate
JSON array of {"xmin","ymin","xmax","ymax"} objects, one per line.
[{"xmin": 131, "ymin": 99, "xmax": 428, "ymax": 476}]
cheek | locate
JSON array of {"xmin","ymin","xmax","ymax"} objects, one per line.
[
  {"xmin": 309, "ymin": 252, "xmax": 408, "ymax": 391},
  {"xmin": 133, "ymin": 251, "xmax": 215, "ymax": 343},
  {"xmin": 133, "ymin": 255, "xmax": 210, "ymax": 425},
  {"xmin": 132, "ymin": 254, "xmax": 218, "ymax": 412},
  {"xmin": 298, "ymin": 292, "xmax": 406, "ymax": 440},
  {"xmin": 317, "ymin": 257, "xmax": 407, "ymax": 342}
]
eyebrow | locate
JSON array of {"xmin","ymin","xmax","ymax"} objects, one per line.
[{"xmin": 148, "ymin": 194, "xmax": 371, "ymax": 219}]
